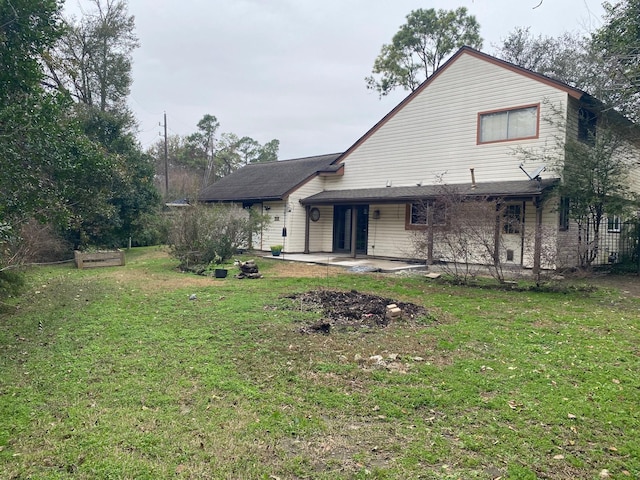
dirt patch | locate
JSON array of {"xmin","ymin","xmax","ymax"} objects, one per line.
[
  {"xmin": 282, "ymin": 289, "xmax": 433, "ymax": 333},
  {"xmin": 100, "ymin": 269, "xmax": 219, "ymax": 293},
  {"xmin": 265, "ymin": 260, "xmax": 346, "ymax": 278},
  {"xmin": 584, "ymin": 273, "xmax": 640, "ymax": 297}
]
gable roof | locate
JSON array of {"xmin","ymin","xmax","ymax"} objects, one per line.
[
  {"xmin": 198, "ymin": 153, "xmax": 342, "ymax": 203},
  {"xmin": 333, "ymin": 46, "xmax": 590, "ymax": 165},
  {"xmin": 300, "ymin": 179, "xmax": 559, "ymax": 205}
]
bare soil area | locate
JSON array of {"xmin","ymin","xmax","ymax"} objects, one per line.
[
  {"xmin": 283, "ymin": 289, "xmax": 432, "ymax": 333},
  {"xmin": 584, "ymin": 273, "xmax": 640, "ymax": 297},
  {"xmin": 262, "ymin": 259, "xmax": 346, "ymax": 278}
]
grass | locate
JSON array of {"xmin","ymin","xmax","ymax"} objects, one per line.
[{"xmin": 1, "ymin": 246, "xmax": 638, "ymax": 479}]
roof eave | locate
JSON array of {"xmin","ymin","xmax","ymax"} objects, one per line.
[
  {"xmin": 300, "ymin": 180, "xmax": 559, "ymax": 205},
  {"xmin": 200, "ymin": 196, "xmax": 284, "ymax": 204}
]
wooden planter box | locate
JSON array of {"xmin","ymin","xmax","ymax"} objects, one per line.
[{"xmin": 74, "ymin": 250, "xmax": 125, "ymax": 269}]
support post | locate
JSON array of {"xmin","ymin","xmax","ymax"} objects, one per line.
[
  {"xmin": 533, "ymin": 196, "xmax": 543, "ymax": 277},
  {"xmin": 304, "ymin": 205, "xmax": 311, "ymax": 254},
  {"xmin": 494, "ymin": 202, "xmax": 502, "ymax": 265},
  {"xmin": 350, "ymin": 206, "xmax": 357, "ymax": 258}
]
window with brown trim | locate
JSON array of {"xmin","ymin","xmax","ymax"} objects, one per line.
[
  {"xmin": 409, "ymin": 203, "xmax": 428, "ymax": 226},
  {"xmin": 405, "ymin": 202, "xmax": 446, "ymax": 230},
  {"xmin": 503, "ymin": 204, "xmax": 522, "ymax": 234},
  {"xmin": 478, "ymin": 104, "xmax": 539, "ymax": 144}
]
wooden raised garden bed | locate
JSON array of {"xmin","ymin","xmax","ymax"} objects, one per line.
[{"xmin": 74, "ymin": 250, "xmax": 125, "ymax": 269}]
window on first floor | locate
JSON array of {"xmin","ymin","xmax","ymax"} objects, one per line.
[
  {"xmin": 607, "ymin": 215, "xmax": 621, "ymax": 233},
  {"xmin": 478, "ymin": 104, "xmax": 539, "ymax": 144},
  {"xmin": 410, "ymin": 202, "xmax": 427, "ymax": 226},
  {"xmin": 503, "ymin": 204, "xmax": 522, "ymax": 234},
  {"xmin": 406, "ymin": 201, "xmax": 446, "ymax": 229}
]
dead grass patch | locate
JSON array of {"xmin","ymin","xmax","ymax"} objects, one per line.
[{"xmin": 262, "ymin": 258, "xmax": 346, "ymax": 278}]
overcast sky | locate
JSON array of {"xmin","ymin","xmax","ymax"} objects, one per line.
[{"xmin": 64, "ymin": 0, "xmax": 605, "ymax": 160}]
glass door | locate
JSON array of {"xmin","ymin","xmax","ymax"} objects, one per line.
[{"xmin": 333, "ymin": 205, "xmax": 368, "ymax": 255}]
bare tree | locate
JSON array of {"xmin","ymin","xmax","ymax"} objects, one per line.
[
  {"xmin": 410, "ymin": 187, "xmax": 508, "ymax": 283},
  {"xmin": 45, "ymin": 0, "xmax": 139, "ymax": 114}
]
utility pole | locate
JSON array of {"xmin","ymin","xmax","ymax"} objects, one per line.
[{"xmin": 163, "ymin": 112, "xmax": 169, "ymax": 197}]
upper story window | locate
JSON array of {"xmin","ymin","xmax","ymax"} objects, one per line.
[
  {"xmin": 478, "ymin": 104, "xmax": 539, "ymax": 144},
  {"xmin": 578, "ymin": 107, "xmax": 597, "ymax": 145}
]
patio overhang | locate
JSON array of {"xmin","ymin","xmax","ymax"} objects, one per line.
[{"xmin": 299, "ymin": 178, "xmax": 559, "ymax": 206}]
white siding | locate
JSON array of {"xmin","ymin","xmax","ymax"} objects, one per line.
[
  {"xmin": 367, "ymin": 204, "xmax": 415, "ymax": 258},
  {"xmin": 260, "ymin": 201, "xmax": 287, "ymax": 251},
  {"xmin": 285, "ymin": 177, "xmax": 325, "ymax": 253},
  {"xmin": 308, "ymin": 205, "xmax": 334, "ymax": 252},
  {"xmin": 621, "ymin": 140, "xmax": 640, "ymax": 195},
  {"xmin": 326, "ymin": 52, "xmax": 568, "ymax": 191},
  {"xmin": 254, "ymin": 178, "xmax": 331, "ymax": 253}
]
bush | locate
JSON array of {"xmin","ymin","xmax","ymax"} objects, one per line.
[
  {"xmin": 168, "ymin": 203, "xmax": 268, "ymax": 267},
  {"xmin": 0, "ymin": 269, "xmax": 24, "ymax": 298},
  {"xmin": 130, "ymin": 211, "xmax": 170, "ymax": 247},
  {"xmin": 0, "ymin": 219, "xmax": 68, "ymax": 298}
]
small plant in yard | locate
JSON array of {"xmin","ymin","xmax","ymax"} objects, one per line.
[{"xmin": 270, "ymin": 244, "xmax": 283, "ymax": 256}]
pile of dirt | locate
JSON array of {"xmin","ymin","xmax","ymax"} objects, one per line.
[{"xmin": 283, "ymin": 289, "xmax": 432, "ymax": 333}]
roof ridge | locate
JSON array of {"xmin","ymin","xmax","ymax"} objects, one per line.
[{"xmin": 277, "ymin": 152, "xmax": 343, "ymax": 162}]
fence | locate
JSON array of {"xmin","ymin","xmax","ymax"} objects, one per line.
[{"xmin": 593, "ymin": 220, "xmax": 640, "ymax": 273}]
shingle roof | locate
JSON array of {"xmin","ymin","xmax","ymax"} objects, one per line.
[
  {"xmin": 300, "ymin": 179, "xmax": 559, "ymax": 205},
  {"xmin": 198, "ymin": 153, "xmax": 342, "ymax": 203}
]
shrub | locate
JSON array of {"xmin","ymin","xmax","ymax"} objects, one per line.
[
  {"xmin": 1, "ymin": 219, "xmax": 69, "ymax": 297},
  {"xmin": 130, "ymin": 211, "xmax": 170, "ymax": 247},
  {"xmin": 168, "ymin": 203, "xmax": 268, "ymax": 267}
]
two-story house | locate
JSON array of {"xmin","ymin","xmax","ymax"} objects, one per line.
[{"xmin": 198, "ymin": 47, "xmax": 640, "ymax": 271}]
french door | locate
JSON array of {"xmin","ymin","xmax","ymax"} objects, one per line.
[{"xmin": 333, "ymin": 205, "xmax": 368, "ymax": 255}]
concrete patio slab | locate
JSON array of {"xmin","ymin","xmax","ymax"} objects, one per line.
[{"xmin": 263, "ymin": 253, "xmax": 426, "ymax": 273}]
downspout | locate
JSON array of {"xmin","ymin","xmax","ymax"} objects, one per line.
[{"xmin": 282, "ymin": 201, "xmax": 288, "ymax": 255}]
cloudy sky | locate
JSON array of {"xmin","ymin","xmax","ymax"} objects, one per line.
[{"xmin": 65, "ymin": 0, "xmax": 604, "ymax": 160}]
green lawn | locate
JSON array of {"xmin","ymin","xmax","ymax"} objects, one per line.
[{"xmin": 1, "ymin": 247, "xmax": 638, "ymax": 479}]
